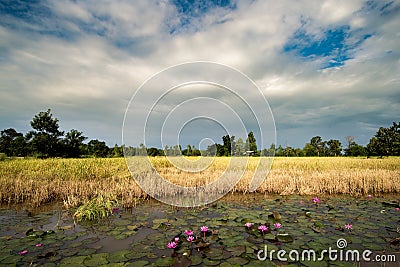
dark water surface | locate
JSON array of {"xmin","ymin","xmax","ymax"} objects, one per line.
[{"xmin": 1, "ymin": 194, "xmax": 400, "ymax": 266}]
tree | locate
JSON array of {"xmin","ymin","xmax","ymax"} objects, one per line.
[
  {"xmin": 246, "ymin": 131, "xmax": 257, "ymax": 152},
  {"xmin": 87, "ymin": 139, "xmax": 109, "ymax": 157},
  {"xmin": 64, "ymin": 129, "xmax": 87, "ymax": 158},
  {"xmin": 345, "ymin": 143, "xmax": 367, "ymax": 157},
  {"xmin": 222, "ymin": 135, "xmax": 232, "ymax": 156},
  {"xmin": 0, "ymin": 128, "xmax": 27, "ymax": 156},
  {"xmin": 27, "ymin": 109, "xmax": 64, "ymax": 157},
  {"xmin": 310, "ymin": 136, "xmax": 325, "ymax": 156},
  {"xmin": 367, "ymin": 122, "xmax": 400, "ymax": 157},
  {"xmin": 234, "ymin": 138, "xmax": 245, "ymax": 156},
  {"xmin": 303, "ymin": 143, "xmax": 317, "ymax": 156},
  {"xmin": 327, "ymin": 139, "xmax": 342, "ymax": 156}
]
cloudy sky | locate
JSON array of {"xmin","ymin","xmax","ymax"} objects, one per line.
[{"xmin": 0, "ymin": 0, "xmax": 399, "ymax": 149}]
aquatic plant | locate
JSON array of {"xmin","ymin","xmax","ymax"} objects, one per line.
[
  {"xmin": 18, "ymin": 250, "xmax": 28, "ymax": 255},
  {"xmin": 73, "ymin": 194, "xmax": 117, "ymax": 221},
  {"xmin": 200, "ymin": 226, "xmax": 208, "ymax": 239},
  {"xmin": 184, "ymin": 230, "xmax": 193, "ymax": 236},
  {"xmin": 167, "ymin": 241, "xmax": 177, "ymax": 249},
  {"xmin": 245, "ymin": 222, "xmax": 252, "ymax": 229}
]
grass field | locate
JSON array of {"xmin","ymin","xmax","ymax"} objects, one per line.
[{"xmin": 0, "ymin": 157, "xmax": 399, "ymax": 208}]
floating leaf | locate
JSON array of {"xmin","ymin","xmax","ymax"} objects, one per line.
[
  {"xmin": 84, "ymin": 253, "xmax": 109, "ymax": 266},
  {"xmin": 59, "ymin": 225, "xmax": 73, "ymax": 231},
  {"xmin": 277, "ymin": 233, "xmax": 294, "ymax": 243}
]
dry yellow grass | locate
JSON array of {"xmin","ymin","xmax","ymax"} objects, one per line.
[{"xmin": 0, "ymin": 157, "xmax": 399, "ymax": 207}]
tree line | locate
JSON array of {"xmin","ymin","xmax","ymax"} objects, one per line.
[{"xmin": 0, "ymin": 109, "xmax": 399, "ymax": 158}]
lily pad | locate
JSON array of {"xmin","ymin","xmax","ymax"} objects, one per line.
[
  {"xmin": 59, "ymin": 255, "xmax": 88, "ymax": 266},
  {"xmin": 227, "ymin": 257, "xmax": 249, "ymax": 265},
  {"xmin": 84, "ymin": 253, "xmax": 109, "ymax": 266},
  {"xmin": 276, "ymin": 233, "xmax": 294, "ymax": 243}
]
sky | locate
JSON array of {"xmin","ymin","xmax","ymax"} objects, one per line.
[{"xmin": 0, "ymin": 0, "xmax": 399, "ymax": 149}]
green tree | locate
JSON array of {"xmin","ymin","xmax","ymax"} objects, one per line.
[
  {"xmin": 87, "ymin": 139, "xmax": 109, "ymax": 157},
  {"xmin": 310, "ymin": 136, "xmax": 326, "ymax": 156},
  {"xmin": 246, "ymin": 131, "xmax": 257, "ymax": 152},
  {"xmin": 303, "ymin": 143, "xmax": 317, "ymax": 156},
  {"xmin": 367, "ymin": 122, "xmax": 400, "ymax": 157},
  {"xmin": 234, "ymin": 138, "xmax": 245, "ymax": 156},
  {"xmin": 64, "ymin": 129, "xmax": 87, "ymax": 158},
  {"xmin": 27, "ymin": 109, "xmax": 64, "ymax": 158},
  {"xmin": 0, "ymin": 128, "xmax": 27, "ymax": 156},
  {"xmin": 327, "ymin": 139, "xmax": 342, "ymax": 156},
  {"xmin": 345, "ymin": 143, "xmax": 367, "ymax": 157},
  {"xmin": 222, "ymin": 135, "xmax": 232, "ymax": 156}
]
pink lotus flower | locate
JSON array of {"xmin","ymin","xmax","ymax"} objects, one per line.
[
  {"xmin": 299, "ymin": 200, "xmax": 304, "ymax": 204},
  {"xmin": 18, "ymin": 250, "xmax": 28, "ymax": 255},
  {"xmin": 35, "ymin": 243, "xmax": 43, "ymax": 247},
  {"xmin": 245, "ymin": 222, "xmax": 252, "ymax": 228},
  {"xmin": 167, "ymin": 241, "xmax": 177, "ymax": 249},
  {"xmin": 112, "ymin": 207, "xmax": 119, "ymax": 213},
  {"xmin": 313, "ymin": 197, "xmax": 319, "ymax": 204},
  {"xmin": 258, "ymin": 225, "xmax": 268, "ymax": 232},
  {"xmin": 187, "ymin": 236, "xmax": 195, "ymax": 242},
  {"xmin": 184, "ymin": 230, "xmax": 193, "ymax": 236},
  {"xmin": 395, "ymin": 208, "xmax": 400, "ymax": 211},
  {"xmin": 174, "ymin": 237, "xmax": 180, "ymax": 242},
  {"xmin": 200, "ymin": 226, "xmax": 208, "ymax": 232},
  {"xmin": 274, "ymin": 223, "xmax": 282, "ymax": 229},
  {"xmin": 367, "ymin": 195, "xmax": 372, "ymax": 198},
  {"xmin": 345, "ymin": 224, "xmax": 352, "ymax": 230}
]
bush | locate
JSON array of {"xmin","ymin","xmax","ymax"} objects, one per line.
[{"xmin": 0, "ymin": 153, "xmax": 6, "ymax": 161}]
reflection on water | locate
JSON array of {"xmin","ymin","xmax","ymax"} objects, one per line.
[{"xmin": 0, "ymin": 193, "xmax": 399, "ymax": 266}]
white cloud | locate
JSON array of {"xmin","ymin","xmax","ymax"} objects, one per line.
[{"xmin": 0, "ymin": 0, "xmax": 399, "ymax": 147}]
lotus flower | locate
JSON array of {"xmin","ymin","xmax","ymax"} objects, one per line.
[
  {"xmin": 184, "ymin": 230, "xmax": 193, "ymax": 236},
  {"xmin": 258, "ymin": 225, "xmax": 268, "ymax": 232},
  {"xmin": 395, "ymin": 208, "xmax": 399, "ymax": 211},
  {"xmin": 274, "ymin": 223, "xmax": 282, "ymax": 229},
  {"xmin": 345, "ymin": 224, "xmax": 352, "ymax": 230},
  {"xmin": 187, "ymin": 236, "xmax": 195, "ymax": 242},
  {"xmin": 35, "ymin": 243, "xmax": 43, "ymax": 247},
  {"xmin": 174, "ymin": 237, "xmax": 180, "ymax": 242},
  {"xmin": 313, "ymin": 197, "xmax": 319, "ymax": 204},
  {"xmin": 167, "ymin": 241, "xmax": 177, "ymax": 249},
  {"xmin": 112, "ymin": 207, "xmax": 119, "ymax": 213},
  {"xmin": 200, "ymin": 226, "xmax": 208, "ymax": 238},
  {"xmin": 245, "ymin": 222, "xmax": 252, "ymax": 228},
  {"xmin": 200, "ymin": 226, "xmax": 208, "ymax": 232},
  {"xmin": 18, "ymin": 250, "xmax": 28, "ymax": 255}
]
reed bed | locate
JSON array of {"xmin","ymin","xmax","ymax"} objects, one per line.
[{"xmin": 0, "ymin": 157, "xmax": 399, "ymax": 208}]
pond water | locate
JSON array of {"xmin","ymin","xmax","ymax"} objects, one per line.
[{"xmin": 1, "ymin": 194, "xmax": 399, "ymax": 266}]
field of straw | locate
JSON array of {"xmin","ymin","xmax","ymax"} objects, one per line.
[{"xmin": 0, "ymin": 157, "xmax": 399, "ymax": 208}]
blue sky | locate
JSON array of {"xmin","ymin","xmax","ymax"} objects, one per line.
[{"xmin": 0, "ymin": 0, "xmax": 399, "ymax": 149}]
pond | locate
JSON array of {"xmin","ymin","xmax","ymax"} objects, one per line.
[{"xmin": 1, "ymin": 193, "xmax": 399, "ymax": 266}]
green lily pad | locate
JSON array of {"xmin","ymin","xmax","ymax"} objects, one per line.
[
  {"xmin": 84, "ymin": 253, "xmax": 109, "ymax": 266},
  {"xmin": 59, "ymin": 255, "xmax": 89, "ymax": 266},
  {"xmin": 153, "ymin": 257, "xmax": 175, "ymax": 266},
  {"xmin": 227, "ymin": 257, "xmax": 249, "ymax": 265},
  {"xmin": 226, "ymin": 246, "xmax": 245, "ymax": 256},
  {"xmin": 202, "ymin": 258, "xmax": 220, "ymax": 266},
  {"xmin": 125, "ymin": 260, "xmax": 149, "ymax": 267},
  {"xmin": 115, "ymin": 219, "xmax": 131, "ymax": 226},
  {"xmin": 77, "ymin": 248, "xmax": 97, "ymax": 256},
  {"xmin": 276, "ymin": 233, "xmax": 294, "ymax": 243}
]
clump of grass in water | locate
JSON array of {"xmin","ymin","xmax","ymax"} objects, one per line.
[{"xmin": 73, "ymin": 194, "xmax": 117, "ymax": 221}]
